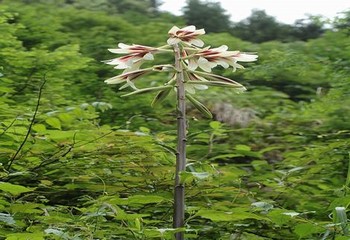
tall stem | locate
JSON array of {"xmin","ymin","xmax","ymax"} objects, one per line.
[{"xmin": 173, "ymin": 44, "xmax": 186, "ymax": 240}]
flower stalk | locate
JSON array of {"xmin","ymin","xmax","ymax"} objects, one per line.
[{"xmin": 173, "ymin": 43, "xmax": 187, "ymax": 240}]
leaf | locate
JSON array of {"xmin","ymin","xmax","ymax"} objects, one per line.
[
  {"xmin": 32, "ymin": 124, "xmax": 46, "ymax": 132},
  {"xmin": 121, "ymin": 85, "xmax": 173, "ymax": 97},
  {"xmin": 0, "ymin": 213, "xmax": 15, "ymax": 225},
  {"xmin": 209, "ymin": 121, "xmax": 222, "ymax": 129},
  {"xmin": 179, "ymin": 171, "xmax": 210, "ymax": 184},
  {"xmin": 186, "ymin": 80, "xmax": 245, "ymax": 89},
  {"xmin": 0, "ymin": 86, "xmax": 14, "ymax": 93},
  {"xmin": 128, "ymin": 195, "xmax": 165, "ymax": 205},
  {"xmin": 0, "ymin": 182, "xmax": 33, "ymax": 195},
  {"xmin": 294, "ymin": 223, "xmax": 323, "ymax": 238},
  {"xmin": 231, "ymin": 232, "xmax": 266, "ymax": 240},
  {"xmin": 267, "ymin": 209, "xmax": 294, "ymax": 225},
  {"xmin": 58, "ymin": 113, "xmax": 74, "ymax": 123},
  {"xmin": 251, "ymin": 202, "xmax": 274, "ymax": 212},
  {"xmin": 250, "ymin": 160, "xmax": 270, "ymax": 171},
  {"xmin": 45, "ymin": 117, "xmax": 61, "ymax": 130},
  {"xmin": 194, "ymin": 71, "xmax": 244, "ymax": 86},
  {"xmin": 151, "ymin": 88, "xmax": 172, "ymax": 107},
  {"xmin": 5, "ymin": 232, "xmax": 44, "ymax": 240},
  {"xmin": 186, "ymin": 94, "xmax": 212, "ymax": 118},
  {"xmin": 139, "ymin": 127, "xmax": 150, "ymax": 134},
  {"xmin": 10, "ymin": 203, "xmax": 43, "ymax": 214},
  {"xmin": 44, "ymin": 228, "xmax": 71, "ymax": 239},
  {"xmin": 235, "ymin": 144, "xmax": 251, "ymax": 151},
  {"xmin": 197, "ymin": 209, "xmax": 268, "ymax": 222}
]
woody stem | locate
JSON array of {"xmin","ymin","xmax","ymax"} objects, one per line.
[{"xmin": 173, "ymin": 43, "xmax": 187, "ymax": 240}]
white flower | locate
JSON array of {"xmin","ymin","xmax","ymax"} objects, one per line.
[
  {"xmin": 167, "ymin": 25, "xmax": 205, "ymax": 47},
  {"xmin": 187, "ymin": 45, "xmax": 258, "ymax": 72},
  {"xmin": 104, "ymin": 43, "xmax": 157, "ymax": 70}
]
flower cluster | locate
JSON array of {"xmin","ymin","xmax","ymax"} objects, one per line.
[
  {"xmin": 104, "ymin": 43, "xmax": 158, "ymax": 71},
  {"xmin": 104, "ymin": 25, "xmax": 258, "ymax": 105},
  {"xmin": 187, "ymin": 45, "xmax": 258, "ymax": 72}
]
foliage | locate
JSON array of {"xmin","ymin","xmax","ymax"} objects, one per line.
[
  {"xmin": 231, "ymin": 9, "xmax": 326, "ymax": 43},
  {"xmin": 182, "ymin": 0, "xmax": 232, "ymax": 33},
  {"xmin": 0, "ymin": 1, "xmax": 349, "ymax": 239}
]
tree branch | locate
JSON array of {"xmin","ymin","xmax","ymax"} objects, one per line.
[{"xmin": 6, "ymin": 77, "xmax": 46, "ymax": 171}]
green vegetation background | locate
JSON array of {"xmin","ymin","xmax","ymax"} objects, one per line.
[{"xmin": 0, "ymin": 0, "xmax": 349, "ymax": 239}]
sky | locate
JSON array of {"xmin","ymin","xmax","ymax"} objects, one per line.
[{"xmin": 159, "ymin": 0, "xmax": 350, "ymax": 24}]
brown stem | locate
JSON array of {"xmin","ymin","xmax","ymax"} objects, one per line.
[
  {"xmin": 6, "ymin": 78, "xmax": 46, "ymax": 171},
  {"xmin": 173, "ymin": 44, "xmax": 186, "ymax": 240}
]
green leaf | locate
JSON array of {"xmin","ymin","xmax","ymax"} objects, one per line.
[
  {"xmin": 32, "ymin": 124, "xmax": 46, "ymax": 132},
  {"xmin": 5, "ymin": 232, "xmax": 44, "ymax": 240},
  {"xmin": 0, "ymin": 86, "xmax": 13, "ymax": 93},
  {"xmin": 186, "ymin": 80, "xmax": 244, "ymax": 88},
  {"xmin": 151, "ymin": 88, "xmax": 172, "ymax": 107},
  {"xmin": 267, "ymin": 209, "xmax": 294, "ymax": 225},
  {"xmin": 194, "ymin": 71, "xmax": 244, "ymax": 85},
  {"xmin": 250, "ymin": 160, "xmax": 270, "ymax": 171},
  {"xmin": 335, "ymin": 237, "xmax": 350, "ymax": 240},
  {"xmin": 45, "ymin": 117, "xmax": 61, "ymax": 130},
  {"xmin": 197, "ymin": 209, "xmax": 268, "ymax": 222},
  {"xmin": 128, "ymin": 195, "xmax": 165, "ymax": 205},
  {"xmin": 251, "ymin": 202, "xmax": 274, "ymax": 212},
  {"xmin": 235, "ymin": 144, "xmax": 251, "ymax": 151},
  {"xmin": 186, "ymin": 94, "xmax": 212, "ymax": 118},
  {"xmin": 139, "ymin": 127, "xmax": 150, "ymax": 134},
  {"xmin": 209, "ymin": 121, "xmax": 222, "ymax": 129},
  {"xmin": 231, "ymin": 232, "xmax": 266, "ymax": 240},
  {"xmin": 294, "ymin": 223, "xmax": 323, "ymax": 238},
  {"xmin": 179, "ymin": 171, "xmax": 211, "ymax": 184},
  {"xmin": 121, "ymin": 85, "xmax": 173, "ymax": 97},
  {"xmin": 0, "ymin": 182, "xmax": 33, "ymax": 195},
  {"xmin": 58, "ymin": 113, "xmax": 74, "ymax": 123},
  {"xmin": 10, "ymin": 203, "xmax": 43, "ymax": 214}
]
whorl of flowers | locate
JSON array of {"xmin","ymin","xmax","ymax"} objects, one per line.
[{"xmin": 104, "ymin": 25, "xmax": 258, "ymax": 116}]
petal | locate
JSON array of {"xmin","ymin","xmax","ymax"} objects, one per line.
[
  {"xmin": 189, "ymin": 39, "xmax": 204, "ymax": 47},
  {"xmin": 168, "ymin": 26, "xmax": 180, "ymax": 34},
  {"xmin": 216, "ymin": 60, "xmax": 229, "ymax": 69},
  {"xmin": 194, "ymin": 28, "xmax": 205, "ymax": 35},
  {"xmin": 212, "ymin": 45, "xmax": 228, "ymax": 52},
  {"xmin": 143, "ymin": 52, "xmax": 154, "ymax": 60},
  {"xmin": 104, "ymin": 58, "xmax": 121, "ymax": 65},
  {"xmin": 108, "ymin": 48, "xmax": 122, "ymax": 54},
  {"xmin": 182, "ymin": 25, "xmax": 196, "ymax": 32},
  {"xmin": 114, "ymin": 64, "xmax": 129, "ymax": 69},
  {"xmin": 167, "ymin": 37, "xmax": 181, "ymax": 45},
  {"xmin": 219, "ymin": 50, "xmax": 240, "ymax": 57},
  {"xmin": 194, "ymin": 84, "xmax": 209, "ymax": 90},
  {"xmin": 198, "ymin": 57, "xmax": 216, "ymax": 72},
  {"xmin": 235, "ymin": 54, "xmax": 258, "ymax": 62},
  {"xmin": 122, "ymin": 60, "xmax": 143, "ymax": 71},
  {"xmin": 118, "ymin": 43, "xmax": 130, "ymax": 49},
  {"xmin": 188, "ymin": 58, "xmax": 199, "ymax": 71}
]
